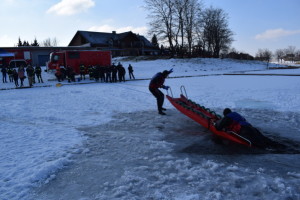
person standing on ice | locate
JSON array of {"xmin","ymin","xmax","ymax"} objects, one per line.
[
  {"xmin": 216, "ymin": 108, "xmax": 270, "ymax": 148},
  {"xmin": 13, "ymin": 69, "xmax": 19, "ymax": 87},
  {"xmin": 1, "ymin": 66, "xmax": 8, "ymax": 83},
  {"xmin": 35, "ymin": 65, "xmax": 43, "ymax": 83},
  {"xmin": 18, "ymin": 65, "xmax": 25, "ymax": 87},
  {"xmin": 26, "ymin": 65, "xmax": 35, "ymax": 87},
  {"xmin": 149, "ymin": 69, "xmax": 173, "ymax": 115},
  {"xmin": 128, "ymin": 64, "xmax": 135, "ymax": 79}
]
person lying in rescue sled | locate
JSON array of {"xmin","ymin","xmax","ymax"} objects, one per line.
[
  {"xmin": 216, "ymin": 108, "xmax": 270, "ymax": 148},
  {"xmin": 149, "ymin": 69, "xmax": 173, "ymax": 115}
]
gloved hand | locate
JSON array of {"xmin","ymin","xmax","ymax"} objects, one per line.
[{"xmin": 163, "ymin": 85, "xmax": 170, "ymax": 90}]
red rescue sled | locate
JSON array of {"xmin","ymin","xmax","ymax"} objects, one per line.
[{"xmin": 166, "ymin": 86, "xmax": 252, "ymax": 147}]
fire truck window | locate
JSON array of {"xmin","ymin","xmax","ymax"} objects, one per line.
[
  {"xmin": 54, "ymin": 55, "xmax": 59, "ymax": 61},
  {"xmin": 68, "ymin": 52, "xmax": 80, "ymax": 59}
]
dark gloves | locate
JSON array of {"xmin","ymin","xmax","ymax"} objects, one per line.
[{"xmin": 162, "ymin": 85, "xmax": 170, "ymax": 90}]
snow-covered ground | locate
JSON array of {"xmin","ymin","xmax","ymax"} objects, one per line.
[{"xmin": 1, "ymin": 58, "xmax": 300, "ymax": 200}]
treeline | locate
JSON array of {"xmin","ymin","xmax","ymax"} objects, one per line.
[
  {"xmin": 255, "ymin": 46, "xmax": 300, "ymax": 63},
  {"xmin": 145, "ymin": 0, "xmax": 234, "ymax": 58},
  {"xmin": 17, "ymin": 37, "xmax": 59, "ymax": 47}
]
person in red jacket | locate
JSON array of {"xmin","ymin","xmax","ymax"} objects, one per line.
[{"xmin": 149, "ymin": 69, "xmax": 173, "ymax": 115}]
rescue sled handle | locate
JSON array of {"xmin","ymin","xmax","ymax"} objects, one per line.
[
  {"xmin": 180, "ymin": 85, "xmax": 188, "ymax": 99},
  {"xmin": 167, "ymin": 85, "xmax": 187, "ymax": 98},
  {"xmin": 227, "ymin": 131, "xmax": 252, "ymax": 146},
  {"xmin": 167, "ymin": 87, "xmax": 173, "ymax": 97}
]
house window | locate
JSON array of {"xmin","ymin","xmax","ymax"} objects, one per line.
[{"xmin": 109, "ymin": 39, "xmax": 113, "ymax": 47}]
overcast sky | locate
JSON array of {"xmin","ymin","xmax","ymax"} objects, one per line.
[{"xmin": 0, "ymin": 0, "xmax": 299, "ymax": 56}]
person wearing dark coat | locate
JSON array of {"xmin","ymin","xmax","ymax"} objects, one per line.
[
  {"xmin": 117, "ymin": 62, "xmax": 126, "ymax": 82},
  {"xmin": 60, "ymin": 67, "xmax": 66, "ymax": 81},
  {"xmin": 13, "ymin": 69, "xmax": 19, "ymax": 87},
  {"xmin": 79, "ymin": 64, "xmax": 86, "ymax": 80},
  {"xmin": 26, "ymin": 65, "xmax": 35, "ymax": 87},
  {"xmin": 7, "ymin": 67, "xmax": 14, "ymax": 82},
  {"xmin": 99, "ymin": 66, "xmax": 105, "ymax": 82},
  {"xmin": 111, "ymin": 63, "xmax": 118, "ymax": 82},
  {"xmin": 93, "ymin": 66, "xmax": 100, "ymax": 82},
  {"xmin": 88, "ymin": 65, "xmax": 94, "ymax": 80},
  {"xmin": 128, "ymin": 64, "xmax": 135, "ymax": 79},
  {"xmin": 35, "ymin": 65, "xmax": 43, "ymax": 83},
  {"xmin": 66, "ymin": 66, "xmax": 75, "ymax": 82},
  {"xmin": 1, "ymin": 66, "xmax": 8, "ymax": 83},
  {"xmin": 105, "ymin": 66, "xmax": 112, "ymax": 83},
  {"xmin": 216, "ymin": 108, "xmax": 270, "ymax": 148},
  {"xmin": 149, "ymin": 69, "xmax": 173, "ymax": 115}
]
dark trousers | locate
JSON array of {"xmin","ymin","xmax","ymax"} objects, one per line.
[
  {"xmin": 129, "ymin": 72, "xmax": 135, "ymax": 79},
  {"xmin": 2, "ymin": 73, "xmax": 7, "ymax": 83},
  {"xmin": 149, "ymin": 87, "xmax": 164, "ymax": 112},
  {"xmin": 240, "ymin": 125, "xmax": 269, "ymax": 148},
  {"xmin": 105, "ymin": 74, "xmax": 111, "ymax": 83},
  {"xmin": 14, "ymin": 78, "xmax": 19, "ymax": 87},
  {"xmin": 36, "ymin": 74, "xmax": 43, "ymax": 83}
]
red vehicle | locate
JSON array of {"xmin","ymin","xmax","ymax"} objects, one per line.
[
  {"xmin": 0, "ymin": 48, "xmax": 32, "ymax": 68},
  {"xmin": 47, "ymin": 50, "xmax": 111, "ymax": 74}
]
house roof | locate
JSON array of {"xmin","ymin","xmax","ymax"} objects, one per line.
[{"xmin": 69, "ymin": 30, "xmax": 154, "ymax": 48}]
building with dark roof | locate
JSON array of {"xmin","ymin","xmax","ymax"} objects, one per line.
[{"xmin": 68, "ymin": 30, "xmax": 159, "ymax": 57}]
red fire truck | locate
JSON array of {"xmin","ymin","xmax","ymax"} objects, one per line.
[
  {"xmin": 47, "ymin": 50, "xmax": 112, "ymax": 74},
  {"xmin": 0, "ymin": 48, "xmax": 32, "ymax": 68}
]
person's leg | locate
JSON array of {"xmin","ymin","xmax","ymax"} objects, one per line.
[
  {"xmin": 157, "ymin": 90, "xmax": 164, "ymax": 112},
  {"xmin": 149, "ymin": 88, "xmax": 165, "ymax": 115},
  {"xmin": 240, "ymin": 126, "xmax": 266, "ymax": 148},
  {"xmin": 155, "ymin": 90, "xmax": 165, "ymax": 114}
]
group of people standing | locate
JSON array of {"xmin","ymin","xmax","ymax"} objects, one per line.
[
  {"xmin": 86, "ymin": 62, "xmax": 135, "ymax": 83},
  {"xmin": 1, "ymin": 65, "xmax": 43, "ymax": 87},
  {"xmin": 55, "ymin": 65, "xmax": 76, "ymax": 83},
  {"xmin": 55, "ymin": 62, "xmax": 136, "ymax": 83}
]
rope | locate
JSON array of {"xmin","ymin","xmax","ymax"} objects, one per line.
[
  {"xmin": 110, "ymin": 83, "xmax": 151, "ymax": 95},
  {"xmin": 121, "ymin": 83, "xmax": 148, "ymax": 88}
]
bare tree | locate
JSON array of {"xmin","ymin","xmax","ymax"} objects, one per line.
[
  {"xmin": 274, "ymin": 49, "xmax": 285, "ymax": 63},
  {"xmin": 285, "ymin": 46, "xmax": 296, "ymax": 55},
  {"xmin": 145, "ymin": 0, "xmax": 232, "ymax": 58},
  {"xmin": 173, "ymin": 0, "xmax": 187, "ymax": 55},
  {"xmin": 184, "ymin": 0, "xmax": 202, "ymax": 56},
  {"xmin": 256, "ymin": 48, "xmax": 272, "ymax": 68},
  {"xmin": 145, "ymin": 0, "xmax": 176, "ymax": 55},
  {"xmin": 284, "ymin": 46, "xmax": 296, "ymax": 62},
  {"xmin": 295, "ymin": 49, "xmax": 300, "ymax": 61},
  {"xmin": 41, "ymin": 37, "xmax": 59, "ymax": 47},
  {"xmin": 201, "ymin": 7, "xmax": 233, "ymax": 57}
]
